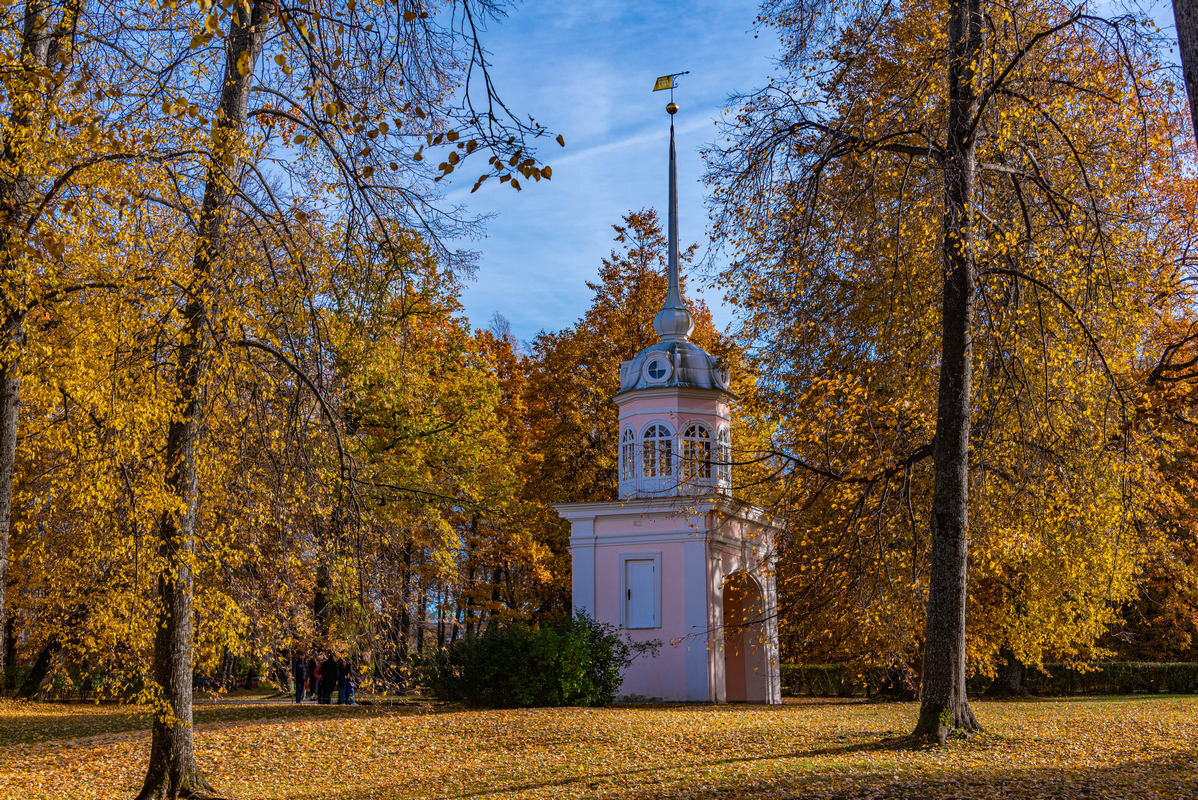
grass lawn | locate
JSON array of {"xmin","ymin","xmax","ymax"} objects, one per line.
[{"xmin": 0, "ymin": 696, "xmax": 1195, "ymax": 799}]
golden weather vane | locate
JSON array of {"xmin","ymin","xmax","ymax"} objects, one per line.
[{"xmin": 653, "ymin": 71, "xmax": 689, "ymax": 116}]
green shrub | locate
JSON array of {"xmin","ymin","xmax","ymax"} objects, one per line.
[{"xmin": 423, "ymin": 613, "xmax": 658, "ymax": 708}]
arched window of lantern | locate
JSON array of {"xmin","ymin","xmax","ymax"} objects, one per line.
[
  {"xmin": 621, "ymin": 428, "xmax": 636, "ymax": 481},
  {"xmin": 642, "ymin": 424, "xmax": 673, "ymax": 478},
  {"xmin": 718, "ymin": 427, "xmax": 731, "ymax": 483},
  {"xmin": 681, "ymin": 422, "xmax": 712, "ymax": 482}
]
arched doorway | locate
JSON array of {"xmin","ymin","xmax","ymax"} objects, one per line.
[{"xmin": 722, "ymin": 570, "xmax": 768, "ymax": 702}]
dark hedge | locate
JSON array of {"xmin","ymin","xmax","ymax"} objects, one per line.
[{"xmin": 781, "ymin": 662, "xmax": 1198, "ymax": 698}]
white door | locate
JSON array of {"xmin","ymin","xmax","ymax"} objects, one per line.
[{"xmin": 625, "ymin": 559, "xmax": 658, "ymax": 628}]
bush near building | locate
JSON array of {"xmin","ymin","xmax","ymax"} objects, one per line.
[{"xmin": 422, "ymin": 613, "xmax": 658, "ymax": 708}]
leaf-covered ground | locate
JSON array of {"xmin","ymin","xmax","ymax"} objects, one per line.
[{"xmin": 1, "ymin": 696, "xmax": 1195, "ymax": 799}]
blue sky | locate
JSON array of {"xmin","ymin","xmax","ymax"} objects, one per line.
[
  {"xmin": 449, "ymin": 1, "xmax": 1184, "ymax": 344},
  {"xmin": 446, "ymin": 1, "xmax": 778, "ymax": 344}
]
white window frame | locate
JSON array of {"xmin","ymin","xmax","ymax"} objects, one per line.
[
  {"xmin": 620, "ymin": 427, "xmax": 636, "ymax": 482},
  {"xmin": 642, "ymin": 353, "xmax": 673, "ymax": 384},
  {"xmin": 681, "ymin": 421, "xmax": 713, "ymax": 482},
  {"xmin": 641, "ymin": 422, "xmax": 674, "ymax": 478},
  {"xmin": 619, "ymin": 551, "xmax": 662, "ymax": 629},
  {"xmin": 717, "ymin": 427, "xmax": 731, "ymax": 484}
]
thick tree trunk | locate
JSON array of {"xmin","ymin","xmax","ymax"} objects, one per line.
[
  {"xmin": 137, "ymin": 5, "xmax": 266, "ymax": 799},
  {"xmin": 218, "ymin": 648, "xmax": 234, "ymax": 690},
  {"xmin": 1174, "ymin": 0, "xmax": 1198, "ymax": 138},
  {"xmin": 138, "ymin": 474, "xmax": 207, "ymax": 798},
  {"xmin": 314, "ymin": 506, "xmax": 350, "ymax": 643},
  {"xmin": 16, "ymin": 636, "xmax": 59, "ymax": 699},
  {"xmin": 913, "ymin": 0, "xmax": 984, "ymax": 745}
]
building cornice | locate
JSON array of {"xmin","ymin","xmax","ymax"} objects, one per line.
[
  {"xmin": 570, "ymin": 531, "xmax": 742, "ymax": 550},
  {"xmin": 554, "ymin": 495, "xmax": 781, "ymax": 531},
  {"xmin": 613, "ymin": 386, "xmax": 738, "ymax": 405},
  {"xmin": 618, "ymin": 407, "xmax": 732, "ymax": 423}
]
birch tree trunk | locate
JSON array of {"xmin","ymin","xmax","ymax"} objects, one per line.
[
  {"xmin": 913, "ymin": 0, "xmax": 984, "ymax": 744},
  {"xmin": 137, "ymin": 4, "xmax": 267, "ymax": 797}
]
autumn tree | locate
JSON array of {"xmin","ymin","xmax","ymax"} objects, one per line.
[
  {"xmin": 6, "ymin": 202, "xmax": 183, "ymax": 700},
  {"xmin": 20, "ymin": 0, "xmax": 561, "ymax": 793},
  {"xmin": 1147, "ymin": 0, "xmax": 1198, "ymax": 675},
  {"xmin": 323, "ymin": 233, "xmax": 546, "ymax": 682},
  {"xmin": 1110, "ymin": 238, "xmax": 1198, "ymax": 663},
  {"xmin": 0, "ymin": 0, "xmax": 161, "ymax": 682},
  {"xmin": 710, "ymin": 0, "xmax": 1194, "ymax": 741}
]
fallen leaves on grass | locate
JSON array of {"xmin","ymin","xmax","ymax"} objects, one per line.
[{"xmin": 0, "ymin": 697, "xmax": 1195, "ymax": 799}]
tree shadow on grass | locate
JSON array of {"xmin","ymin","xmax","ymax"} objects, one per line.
[
  {"xmin": 316, "ymin": 738, "xmax": 1197, "ymax": 800},
  {"xmin": 750, "ymin": 750, "xmax": 1198, "ymax": 800},
  {"xmin": 0, "ymin": 701, "xmax": 438, "ymax": 747},
  {"xmin": 313, "ymin": 733, "xmax": 918, "ymax": 800}
]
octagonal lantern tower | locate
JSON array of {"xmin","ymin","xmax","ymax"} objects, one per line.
[{"xmin": 554, "ymin": 83, "xmax": 781, "ymax": 703}]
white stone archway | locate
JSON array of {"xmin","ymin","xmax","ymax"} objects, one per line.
[{"xmin": 721, "ymin": 570, "xmax": 769, "ymax": 702}]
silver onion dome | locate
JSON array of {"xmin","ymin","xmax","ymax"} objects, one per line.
[{"xmin": 618, "ymin": 340, "xmax": 729, "ymax": 394}]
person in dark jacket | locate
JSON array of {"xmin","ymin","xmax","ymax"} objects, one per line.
[
  {"xmin": 345, "ymin": 659, "xmax": 357, "ymax": 705},
  {"xmin": 317, "ymin": 654, "xmax": 337, "ymax": 704},
  {"xmin": 307, "ymin": 655, "xmax": 318, "ymax": 700},
  {"xmin": 291, "ymin": 653, "xmax": 308, "ymax": 703},
  {"xmin": 338, "ymin": 657, "xmax": 355, "ymax": 705}
]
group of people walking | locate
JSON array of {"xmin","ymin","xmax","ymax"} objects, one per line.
[{"xmin": 291, "ymin": 653, "xmax": 356, "ymax": 705}]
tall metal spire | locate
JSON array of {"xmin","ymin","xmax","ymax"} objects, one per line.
[
  {"xmin": 652, "ymin": 73, "xmax": 694, "ymax": 343},
  {"xmin": 665, "ymin": 118, "xmax": 682, "ymax": 309}
]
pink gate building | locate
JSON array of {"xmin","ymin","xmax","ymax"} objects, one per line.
[{"xmin": 555, "ymin": 99, "xmax": 781, "ymax": 703}]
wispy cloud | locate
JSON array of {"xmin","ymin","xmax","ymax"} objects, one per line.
[
  {"xmin": 445, "ymin": 0, "xmax": 775, "ymax": 341},
  {"xmin": 444, "ymin": 114, "xmax": 716, "ymax": 204},
  {"xmin": 551, "ymin": 115, "xmax": 715, "ymax": 168}
]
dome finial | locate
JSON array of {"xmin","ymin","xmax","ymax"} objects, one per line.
[{"xmin": 651, "ymin": 72, "xmax": 693, "ymax": 342}]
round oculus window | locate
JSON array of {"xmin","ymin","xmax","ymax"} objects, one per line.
[{"xmin": 643, "ymin": 355, "xmax": 671, "ymax": 383}]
